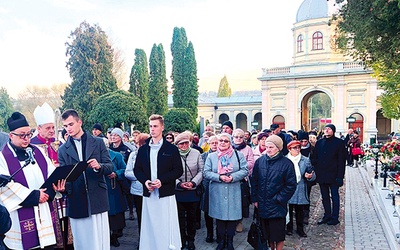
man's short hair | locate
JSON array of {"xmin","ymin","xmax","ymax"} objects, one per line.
[
  {"xmin": 149, "ymin": 114, "xmax": 164, "ymax": 126},
  {"xmin": 61, "ymin": 109, "xmax": 80, "ymax": 121}
]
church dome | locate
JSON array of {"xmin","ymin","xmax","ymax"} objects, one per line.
[{"xmin": 296, "ymin": 0, "xmax": 328, "ymax": 23}]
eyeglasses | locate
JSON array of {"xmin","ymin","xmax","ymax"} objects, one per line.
[
  {"xmin": 219, "ymin": 139, "xmax": 230, "ymax": 143},
  {"xmin": 233, "ymin": 136, "xmax": 244, "ymax": 139},
  {"xmin": 210, "ymin": 141, "xmax": 218, "ymax": 144},
  {"xmin": 11, "ymin": 132, "xmax": 33, "ymax": 139},
  {"xmin": 290, "ymin": 146, "xmax": 301, "ymax": 150}
]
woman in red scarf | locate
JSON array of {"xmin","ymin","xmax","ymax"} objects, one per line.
[{"xmin": 203, "ymin": 133, "xmax": 248, "ymax": 250}]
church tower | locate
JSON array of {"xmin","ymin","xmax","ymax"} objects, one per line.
[
  {"xmin": 259, "ymin": 0, "xmax": 385, "ymax": 143},
  {"xmin": 292, "ymin": 0, "xmax": 344, "ymax": 65}
]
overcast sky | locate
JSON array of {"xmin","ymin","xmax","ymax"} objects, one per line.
[{"xmin": 0, "ymin": 0, "xmax": 306, "ymax": 98}]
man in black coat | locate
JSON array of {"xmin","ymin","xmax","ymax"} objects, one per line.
[
  {"xmin": 58, "ymin": 109, "xmax": 113, "ymax": 248},
  {"xmin": 134, "ymin": 114, "xmax": 183, "ymax": 249},
  {"xmin": 313, "ymin": 124, "xmax": 346, "ymax": 225}
]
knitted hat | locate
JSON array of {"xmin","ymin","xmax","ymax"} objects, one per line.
[
  {"xmin": 33, "ymin": 102, "xmax": 54, "ymax": 126},
  {"xmin": 111, "ymin": 128, "xmax": 124, "ymax": 139},
  {"xmin": 92, "ymin": 123, "xmax": 103, "ymax": 132},
  {"xmin": 287, "ymin": 140, "xmax": 301, "ymax": 149},
  {"xmin": 221, "ymin": 121, "xmax": 233, "ymax": 130},
  {"xmin": 175, "ymin": 133, "xmax": 190, "ymax": 145},
  {"xmin": 309, "ymin": 131, "xmax": 317, "ymax": 137},
  {"xmin": 270, "ymin": 124, "xmax": 279, "ymax": 130},
  {"xmin": 298, "ymin": 131, "xmax": 309, "ymax": 141},
  {"xmin": 325, "ymin": 124, "xmax": 336, "ymax": 133},
  {"xmin": 257, "ymin": 132, "xmax": 270, "ymax": 141},
  {"xmin": 265, "ymin": 134, "xmax": 283, "ymax": 151},
  {"xmin": 7, "ymin": 112, "xmax": 29, "ymax": 131}
]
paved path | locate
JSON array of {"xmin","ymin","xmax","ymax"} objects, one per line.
[
  {"xmin": 345, "ymin": 165, "xmax": 391, "ymax": 250},
  {"xmin": 112, "ymin": 164, "xmax": 396, "ymax": 250}
]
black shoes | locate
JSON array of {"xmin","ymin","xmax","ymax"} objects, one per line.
[
  {"xmin": 327, "ymin": 219, "xmax": 340, "ymax": 225},
  {"xmin": 187, "ymin": 241, "xmax": 195, "ymax": 250},
  {"xmin": 297, "ymin": 229, "xmax": 307, "ymax": 237},
  {"xmin": 317, "ymin": 217, "xmax": 331, "ymax": 225},
  {"xmin": 206, "ymin": 234, "xmax": 214, "ymax": 243},
  {"xmin": 110, "ymin": 234, "xmax": 120, "ymax": 247},
  {"xmin": 286, "ymin": 229, "xmax": 293, "ymax": 236}
]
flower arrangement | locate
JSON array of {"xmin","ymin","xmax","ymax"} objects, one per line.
[
  {"xmin": 380, "ymin": 140, "xmax": 400, "ymax": 172},
  {"xmin": 360, "ymin": 143, "xmax": 381, "ymax": 164},
  {"xmin": 380, "ymin": 140, "xmax": 400, "ymax": 158}
]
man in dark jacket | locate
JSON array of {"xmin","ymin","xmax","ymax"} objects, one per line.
[
  {"xmin": 314, "ymin": 124, "xmax": 346, "ymax": 226},
  {"xmin": 250, "ymin": 135, "xmax": 297, "ymax": 250},
  {"xmin": 270, "ymin": 124, "xmax": 292, "ymax": 155},
  {"xmin": 58, "ymin": 109, "xmax": 113, "ymax": 249},
  {"xmin": 134, "ymin": 114, "xmax": 183, "ymax": 249}
]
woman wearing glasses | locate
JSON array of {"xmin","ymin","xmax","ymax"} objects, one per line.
[
  {"xmin": 285, "ymin": 140, "xmax": 315, "ymax": 238},
  {"xmin": 203, "ymin": 133, "xmax": 248, "ymax": 250},
  {"xmin": 165, "ymin": 131, "xmax": 175, "ymax": 144},
  {"xmin": 231, "ymin": 129, "xmax": 254, "ymax": 233}
]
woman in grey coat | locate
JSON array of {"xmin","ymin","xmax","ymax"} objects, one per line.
[
  {"xmin": 286, "ymin": 140, "xmax": 315, "ymax": 237},
  {"xmin": 203, "ymin": 133, "xmax": 248, "ymax": 250}
]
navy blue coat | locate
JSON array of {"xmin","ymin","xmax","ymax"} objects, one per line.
[
  {"xmin": 313, "ymin": 136, "xmax": 346, "ymax": 184},
  {"xmin": 134, "ymin": 138, "xmax": 183, "ymax": 198},
  {"xmin": 58, "ymin": 132, "xmax": 113, "ymax": 219},
  {"xmin": 250, "ymin": 152, "xmax": 297, "ymax": 219}
]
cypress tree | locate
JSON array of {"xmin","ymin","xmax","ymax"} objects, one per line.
[
  {"xmin": 217, "ymin": 75, "xmax": 232, "ymax": 97},
  {"xmin": 170, "ymin": 27, "xmax": 198, "ymax": 119},
  {"xmin": 148, "ymin": 44, "xmax": 168, "ymax": 116},
  {"xmin": 129, "ymin": 49, "xmax": 149, "ymax": 115}
]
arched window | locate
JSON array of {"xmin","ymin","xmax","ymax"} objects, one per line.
[
  {"xmin": 297, "ymin": 34, "xmax": 303, "ymax": 52},
  {"xmin": 312, "ymin": 31, "xmax": 323, "ymax": 50}
]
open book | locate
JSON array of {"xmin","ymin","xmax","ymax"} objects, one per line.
[{"xmin": 41, "ymin": 161, "xmax": 88, "ymax": 192}]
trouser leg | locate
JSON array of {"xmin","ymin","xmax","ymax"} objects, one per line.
[
  {"xmin": 330, "ymin": 184, "xmax": 340, "ymax": 220},
  {"xmin": 319, "ymin": 183, "xmax": 332, "ymax": 219}
]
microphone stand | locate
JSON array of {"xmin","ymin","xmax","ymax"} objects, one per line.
[{"xmin": 0, "ymin": 159, "xmax": 31, "ymax": 188}]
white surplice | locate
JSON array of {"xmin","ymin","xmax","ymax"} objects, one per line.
[
  {"xmin": 139, "ymin": 139, "xmax": 181, "ymax": 250},
  {"xmin": 70, "ymin": 212, "xmax": 110, "ymax": 250},
  {"xmin": 0, "ymin": 144, "xmax": 56, "ymax": 249}
]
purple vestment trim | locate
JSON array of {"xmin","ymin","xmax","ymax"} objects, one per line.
[{"xmin": 2, "ymin": 144, "xmax": 49, "ymax": 249}]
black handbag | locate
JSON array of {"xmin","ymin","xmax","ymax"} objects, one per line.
[
  {"xmin": 247, "ymin": 211, "xmax": 267, "ymax": 250},
  {"xmin": 195, "ymin": 182, "xmax": 204, "ymax": 196}
]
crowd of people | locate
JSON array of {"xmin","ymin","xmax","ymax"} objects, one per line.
[{"xmin": 0, "ymin": 104, "xmax": 354, "ymax": 250}]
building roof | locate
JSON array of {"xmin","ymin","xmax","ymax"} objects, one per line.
[
  {"xmin": 296, "ymin": 0, "xmax": 328, "ymax": 23},
  {"xmin": 168, "ymin": 94, "xmax": 262, "ymax": 107}
]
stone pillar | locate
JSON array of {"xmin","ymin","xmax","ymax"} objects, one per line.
[
  {"xmin": 230, "ymin": 110, "xmax": 235, "ymax": 129},
  {"xmin": 335, "ymin": 76, "xmax": 346, "ymax": 134},
  {"xmin": 366, "ymin": 79, "xmax": 378, "ymax": 144},
  {"xmin": 247, "ymin": 110, "xmax": 253, "ymax": 131},
  {"xmin": 262, "ymin": 81, "xmax": 269, "ymax": 128},
  {"xmin": 287, "ymin": 79, "xmax": 296, "ymax": 129}
]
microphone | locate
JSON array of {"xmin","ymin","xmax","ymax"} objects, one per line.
[{"xmin": 26, "ymin": 147, "xmax": 36, "ymax": 164}]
